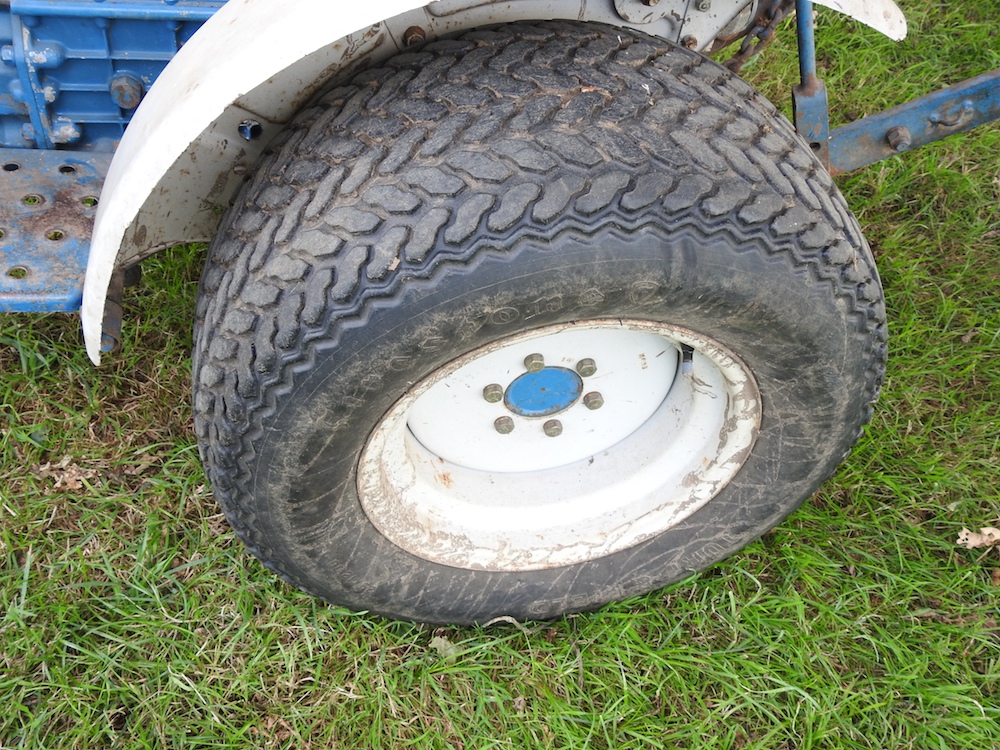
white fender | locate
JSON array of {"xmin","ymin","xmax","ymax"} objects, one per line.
[
  {"xmin": 82, "ymin": 0, "xmax": 906, "ymax": 363},
  {"xmin": 815, "ymin": 0, "xmax": 906, "ymax": 42},
  {"xmin": 83, "ymin": 0, "xmax": 431, "ymax": 363}
]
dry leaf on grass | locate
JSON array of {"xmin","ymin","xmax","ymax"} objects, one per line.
[
  {"xmin": 122, "ymin": 457, "xmax": 160, "ymax": 476},
  {"xmin": 429, "ymin": 635, "xmax": 460, "ymax": 662},
  {"xmin": 33, "ymin": 455, "xmax": 99, "ymax": 491},
  {"xmin": 956, "ymin": 527, "xmax": 1000, "ymax": 549}
]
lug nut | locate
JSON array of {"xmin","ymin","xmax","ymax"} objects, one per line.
[
  {"xmin": 543, "ymin": 419, "xmax": 563, "ymax": 437},
  {"xmin": 697, "ymin": 0, "xmax": 711, "ymax": 10},
  {"xmin": 524, "ymin": 353, "xmax": 545, "ymax": 373},
  {"xmin": 483, "ymin": 384, "xmax": 504, "ymax": 403},
  {"xmin": 576, "ymin": 358, "xmax": 597, "ymax": 377},
  {"xmin": 583, "ymin": 392, "xmax": 604, "ymax": 410},
  {"xmin": 494, "ymin": 416, "xmax": 514, "ymax": 434}
]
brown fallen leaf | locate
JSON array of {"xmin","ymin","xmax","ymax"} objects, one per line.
[
  {"xmin": 991, "ymin": 569, "xmax": 1000, "ymax": 586},
  {"xmin": 429, "ymin": 635, "xmax": 460, "ymax": 662},
  {"xmin": 33, "ymin": 455, "xmax": 99, "ymax": 491},
  {"xmin": 123, "ymin": 458, "xmax": 159, "ymax": 476},
  {"xmin": 956, "ymin": 527, "xmax": 1000, "ymax": 549}
]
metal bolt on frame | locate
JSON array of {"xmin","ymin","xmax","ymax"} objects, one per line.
[
  {"xmin": 885, "ymin": 125, "xmax": 912, "ymax": 152},
  {"xmin": 403, "ymin": 26, "xmax": 426, "ymax": 46}
]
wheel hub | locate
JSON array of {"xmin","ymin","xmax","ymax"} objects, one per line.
[
  {"xmin": 358, "ymin": 320, "xmax": 762, "ymax": 572},
  {"xmin": 404, "ymin": 326, "xmax": 678, "ymax": 472},
  {"xmin": 503, "ymin": 365, "xmax": 583, "ymax": 418}
]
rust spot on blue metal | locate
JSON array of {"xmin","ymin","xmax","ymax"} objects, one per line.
[
  {"xmin": 0, "ymin": 147, "xmax": 111, "ymax": 312},
  {"xmin": 827, "ymin": 67, "xmax": 1000, "ymax": 175}
]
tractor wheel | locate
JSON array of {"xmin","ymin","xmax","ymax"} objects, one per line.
[{"xmin": 192, "ymin": 20, "xmax": 885, "ymax": 624}]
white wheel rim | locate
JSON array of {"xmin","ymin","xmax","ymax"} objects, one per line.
[{"xmin": 358, "ymin": 320, "xmax": 761, "ymax": 571}]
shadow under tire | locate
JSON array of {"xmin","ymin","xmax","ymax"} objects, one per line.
[{"xmin": 192, "ymin": 20, "xmax": 886, "ymax": 624}]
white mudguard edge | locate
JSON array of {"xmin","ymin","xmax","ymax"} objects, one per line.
[
  {"xmin": 813, "ymin": 0, "xmax": 906, "ymax": 41},
  {"xmin": 82, "ymin": 0, "xmax": 432, "ymax": 364},
  {"xmin": 81, "ymin": 0, "xmax": 906, "ymax": 364}
]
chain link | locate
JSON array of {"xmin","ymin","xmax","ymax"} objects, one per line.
[{"xmin": 721, "ymin": 0, "xmax": 795, "ymax": 75}]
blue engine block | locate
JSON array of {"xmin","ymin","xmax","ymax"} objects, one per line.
[
  {"xmin": 0, "ymin": 0, "xmax": 225, "ymax": 152},
  {"xmin": 0, "ymin": 0, "xmax": 226, "ymax": 313}
]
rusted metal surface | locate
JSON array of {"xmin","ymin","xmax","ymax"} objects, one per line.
[
  {"xmin": 0, "ymin": 147, "xmax": 110, "ymax": 311},
  {"xmin": 110, "ymin": 73, "xmax": 145, "ymax": 110},
  {"xmin": 721, "ymin": 0, "xmax": 794, "ymax": 74},
  {"xmin": 792, "ymin": 71, "xmax": 830, "ymax": 167}
]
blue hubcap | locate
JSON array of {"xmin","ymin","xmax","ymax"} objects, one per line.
[{"xmin": 504, "ymin": 366, "xmax": 583, "ymax": 418}]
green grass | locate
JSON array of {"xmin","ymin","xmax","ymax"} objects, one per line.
[{"xmin": 3, "ymin": 4, "xmax": 1000, "ymax": 748}]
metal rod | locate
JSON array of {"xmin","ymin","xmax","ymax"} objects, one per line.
[
  {"xmin": 795, "ymin": 0, "xmax": 817, "ymax": 85},
  {"xmin": 791, "ymin": 0, "xmax": 830, "ymax": 167}
]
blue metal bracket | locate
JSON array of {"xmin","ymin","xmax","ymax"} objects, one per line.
[
  {"xmin": 0, "ymin": 146, "xmax": 111, "ymax": 312},
  {"xmin": 792, "ymin": 0, "xmax": 1000, "ymax": 175},
  {"xmin": 1, "ymin": 1, "xmax": 223, "ymax": 150},
  {"xmin": 827, "ymin": 67, "xmax": 1000, "ymax": 175},
  {"xmin": 791, "ymin": 0, "xmax": 831, "ymax": 168}
]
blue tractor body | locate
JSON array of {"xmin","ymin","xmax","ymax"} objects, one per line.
[{"xmin": 0, "ymin": 0, "xmax": 221, "ymax": 311}]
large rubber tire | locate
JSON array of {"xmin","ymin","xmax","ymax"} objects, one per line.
[{"xmin": 192, "ymin": 21, "xmax": 886, "ymax": 624}]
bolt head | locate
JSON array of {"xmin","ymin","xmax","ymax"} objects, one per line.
[
  {"xmin": 543, "ymin": 419, "xmax": 563, "ymax": 437},
  {"xmin": 483, "ymin": 384, "xmax": 504, "ymax": 403},
  {"xmin": 403, "ymin": 25, "xmax": 426, "ymax": 46},
  {"xmin": 524, "ymin": 353, "xmax": 545, "ymax": 373},
  {"xmin": 238, "ymin": 119, "xmax": 263, "ymax": 141},
  {"xmin": 575, "ymin": 358, "xmax": 597, "ymax": 377},
  {"xmin": 885, "ymin": 125, "xmax": 912, "ymax": 152},
  {"xmin": 642, "ymin": 0, "xmax": 660, "ymax": 5},
  {"xmin": 697, "ymin": 0, "xmax": 711, "ymax": 10},
  {"xmin": 583, "ymin": 392, "xmax": 604, "ymax": 410},
  {"xmin": 110, "ymin": 73, "xmax": 144, "ymax": 110},
  {"xmin": 494, "ymin": 416, "xmax": 515, "ymax": 435}
]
